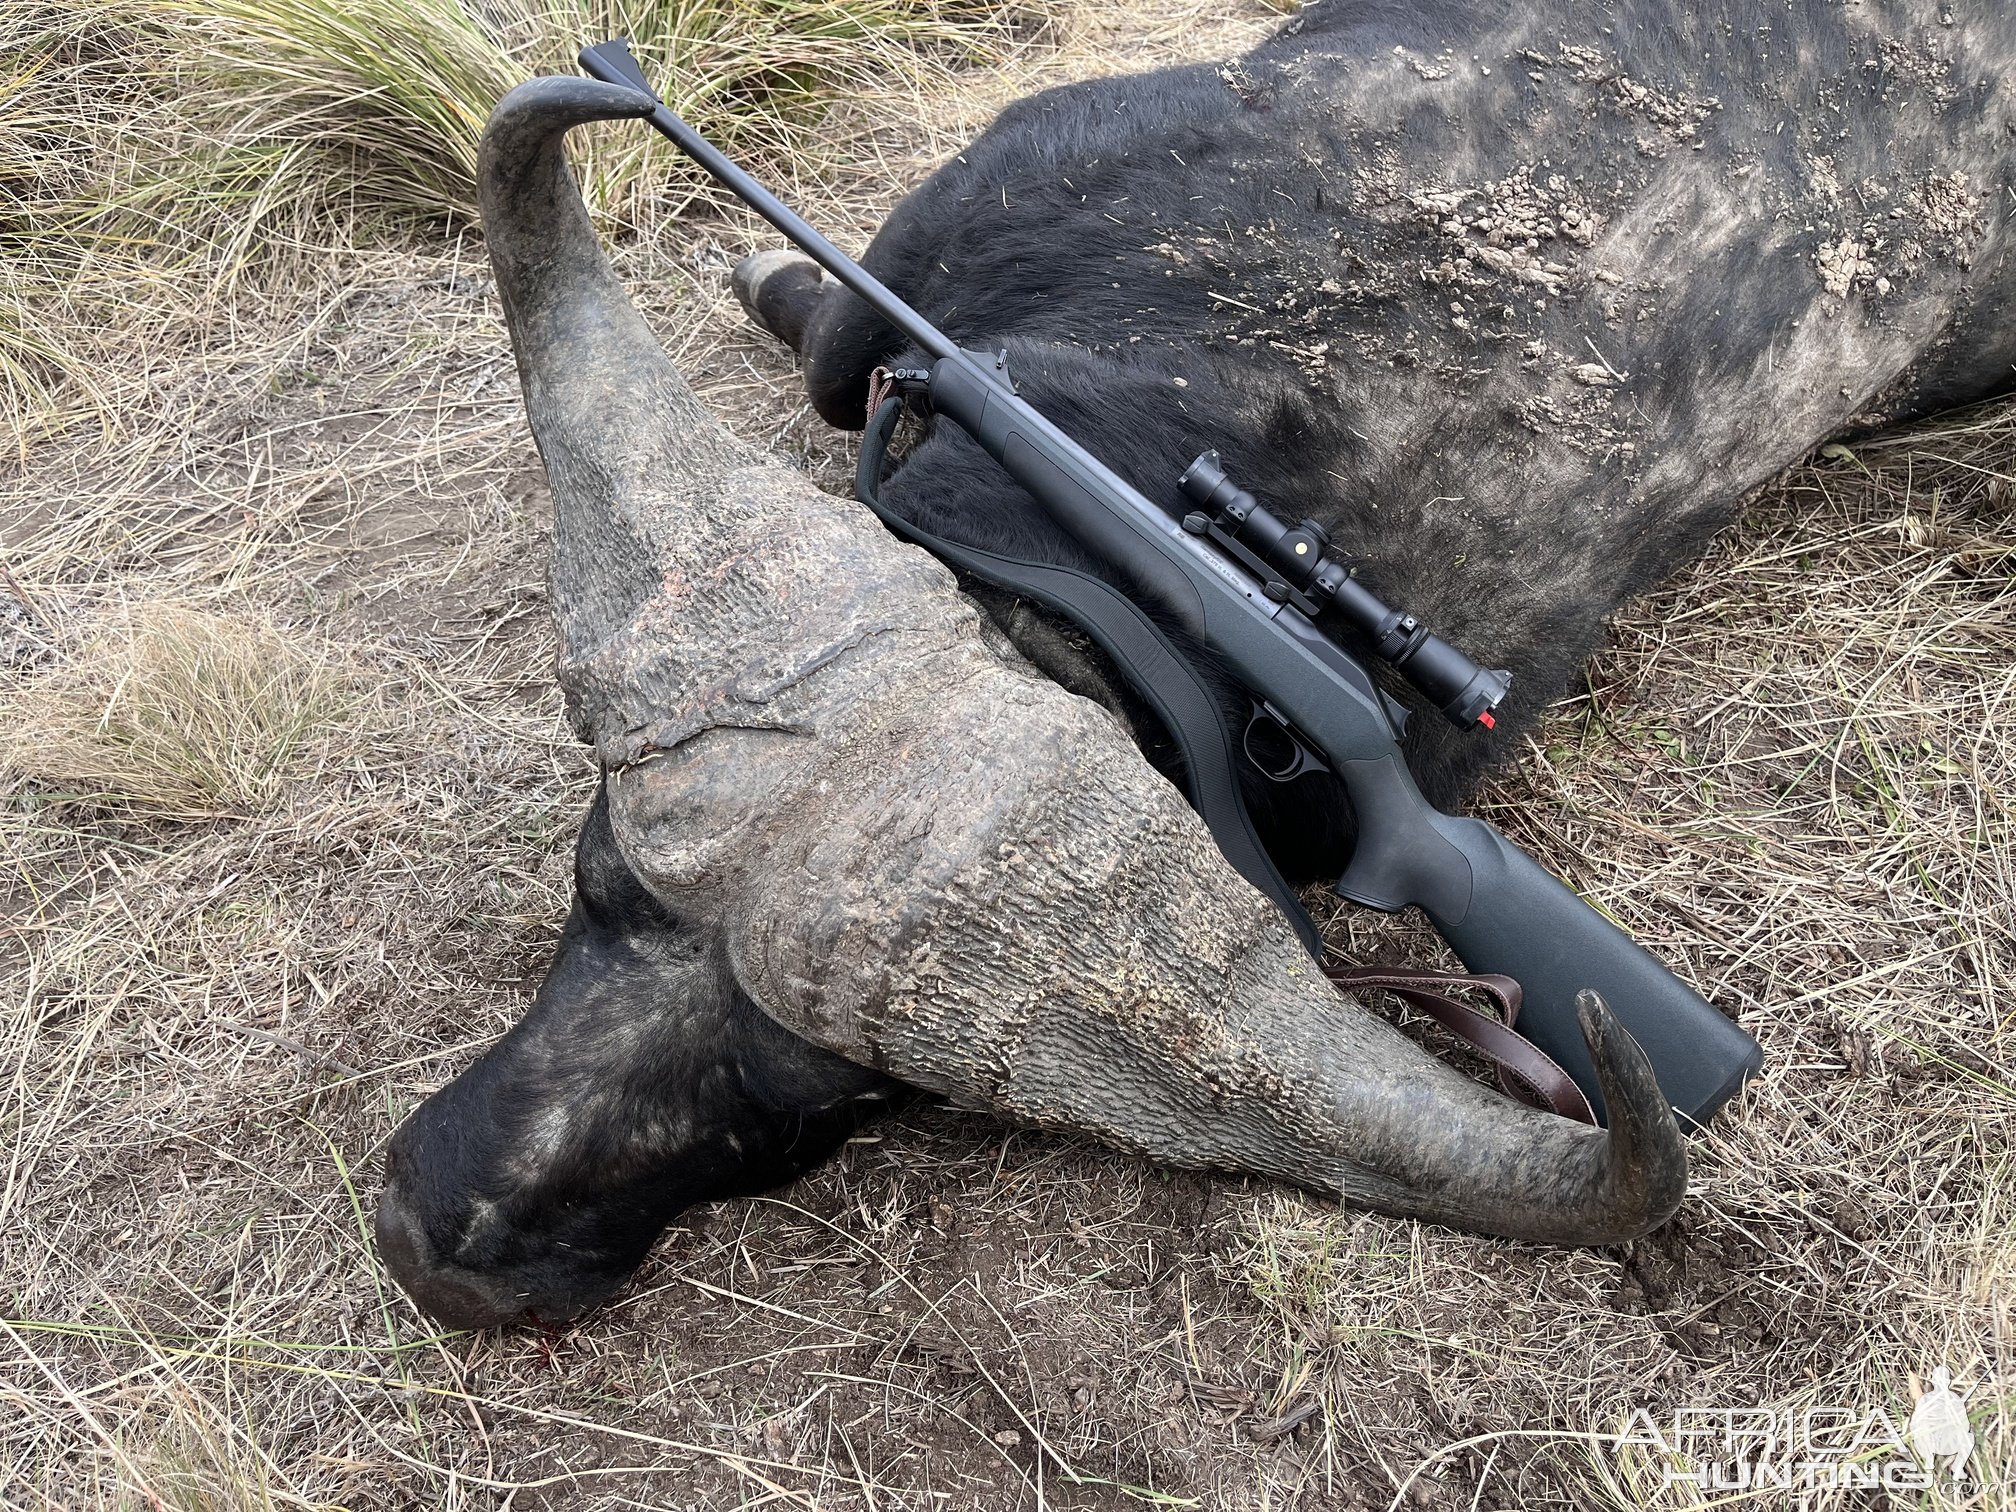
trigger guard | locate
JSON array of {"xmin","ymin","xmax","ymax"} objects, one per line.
[{"xmin": 1243, "ymin": 701, "xmax": 1332, "ymax": 783}]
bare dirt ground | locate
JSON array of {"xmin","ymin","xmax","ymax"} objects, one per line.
[{"xmin": 3, "ymin": 2, "xmax": 2011, "ymax": 1508}]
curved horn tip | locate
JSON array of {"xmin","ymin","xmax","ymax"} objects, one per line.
[
  {"xmin": 1577, "ymin": 988, "xmax": 1689, "ymax": 1241},
  {"xmin": 481, "ymin": 75, "xmax": 658, "ymax": 164}
]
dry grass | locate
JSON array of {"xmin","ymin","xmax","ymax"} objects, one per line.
[
  {"xmin": 0, "ymin": 5, "xmax": 158, "ymax": 432},
  {"xmin": 3, "ymin": 602, "xmax": 351, "ymax": 820},
  {"xmin": 0, "ymin": 0, "xmax": 1036, "ymax": 442},
  {"xmin": 144, "ymin": 0, "xmax": 1022, "ymax": 236},
  {"xmin": 2, "ymin": 0, "xmax": 2010, "ymax": 1507}
]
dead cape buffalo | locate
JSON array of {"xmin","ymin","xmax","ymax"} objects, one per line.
[{"xmin": 376, "ymin": 0, "xmax": 2014, "ymax": 1329}]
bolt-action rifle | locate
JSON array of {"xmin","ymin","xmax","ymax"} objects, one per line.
[{"xmin": 577, "ymin": 39, "xmax": 1762, "ymax": 1126}]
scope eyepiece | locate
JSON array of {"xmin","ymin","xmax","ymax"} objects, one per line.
[{"xmin": 1177, "ymin": 451, "xmax": 1511, "ymax": 730}]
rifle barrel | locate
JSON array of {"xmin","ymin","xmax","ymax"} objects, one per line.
[{"xmin": 578, "ymin": 40, "xmax": 957, "ymax": 362}]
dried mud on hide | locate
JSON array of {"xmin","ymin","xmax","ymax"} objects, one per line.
[{"xmin": 1, "ymin": 1, "xmax": 2010, "ymax": 1508}]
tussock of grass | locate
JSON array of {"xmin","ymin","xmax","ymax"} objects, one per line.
[
  {"xmin": 152, "ymin": 0, "xmax": 1009, "ymax": 237},
  {"xmin": 2, "ymin": 0, "xmax": 1023, "ymax": 438},
  {"xmin": 3, "ymin": 601, "xmax": 349, "ymax": 819}
]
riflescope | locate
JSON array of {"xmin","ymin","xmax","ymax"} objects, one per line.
[{"xmin": 1177, "ymin": 451, "xmax": 1512, "ymax": 729}]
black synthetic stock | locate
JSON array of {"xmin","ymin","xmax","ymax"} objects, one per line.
[
  {"xmin": 578, "ymin": 39, "xmax": 1763, "ymax": 1127},
  {"xmin": 1427, "ymin": 824, "xmax": 1763, "ymax": 1129},
  {"xmin": 857, "ymin": 398, "xmax": 1324, "ymax": 955},
  {"xmin": 1332, "ymin": 753, "xmax": 1763, "ymax": 1126}
]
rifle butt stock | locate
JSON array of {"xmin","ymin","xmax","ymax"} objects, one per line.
[{"xmin": 1336, "ymin": 754, "xmax": 1761, "ymax": 1126}]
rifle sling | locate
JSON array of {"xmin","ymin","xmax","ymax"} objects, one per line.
[
  {"xmin": 856, "ymin": 394, "xmax": 1325, "ymax": 959},
  {"xmin": 1324, "ymin": 967, "xmax": 1597, "ymax": 1124},
  {"xmin": 856, "ymin": 396, "xmax": 1593, "ymax": 1124}
]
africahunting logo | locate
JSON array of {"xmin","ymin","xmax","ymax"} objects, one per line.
[{"xmin": 1613, "ymin": 1367, "xmax": 1981, "ymax": 1493}]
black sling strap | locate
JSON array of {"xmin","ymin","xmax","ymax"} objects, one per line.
[{"xmin": 857, "ymin": 395, "xmax": 1323, "ymax": 958}]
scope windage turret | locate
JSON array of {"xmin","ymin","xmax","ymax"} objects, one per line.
[{"xmin": 1177, "ymin": 452, "xmax": 1512, "ymax": 729}]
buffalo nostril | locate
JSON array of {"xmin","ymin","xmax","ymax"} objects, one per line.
[
  {"xmin": 372, "ymin": 1181, "xmax": 421, "ymax": 1271},
  {"xmin": 374, "ymin": 1182, "xmax": 525, "ymax": 1331},
  {"xmin": 373, "ymin": 1181, "xmax": 441, "ymax": 1300}
]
